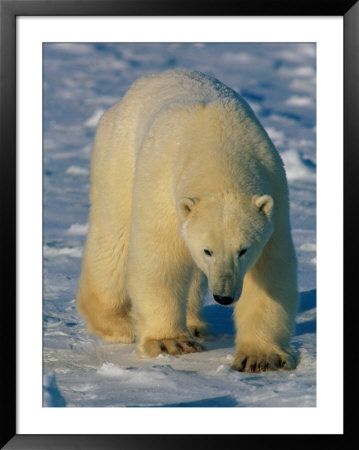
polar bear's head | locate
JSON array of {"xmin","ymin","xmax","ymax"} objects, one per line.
[{"xmin": 177, "ymin": 193, "xmax": 274, "ymax": 305}]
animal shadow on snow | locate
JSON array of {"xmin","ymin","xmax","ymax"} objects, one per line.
[
  {"xmin": 161, "ymin": 395, "xmax": 238, "ymax": 407},
  {"xmin": 294, "ymin": 289, "xmax": 316, "ymax": 336},
  {"xmin": 201, "ymin": 302, "xmax": 235, "ymax": 351},
  {"xmin": 203, "ymin": 302, "xmax": 236, "ymax": 337}
]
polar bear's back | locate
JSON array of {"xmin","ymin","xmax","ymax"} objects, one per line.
[
  {"xmin": 94, "ymin": 70, "xmax": 256, "ymax": 164},
  {"xmin": 128, "ymin": 69, "xmax": 239, "ymax": 106},
  {"xmin": 89, "ymin": 70, "xmax": 281, "ymax": 229},
  {"xmin": 90, "ymin": 70, "xmax": 242, "ymax": 196},
  {"xmin": 121, "ymin": 70, "xmax": 256, "ymax": 151}
]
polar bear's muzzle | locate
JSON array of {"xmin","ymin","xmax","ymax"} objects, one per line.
[
  {"xmin": 210, "ymin": 270, "xmax": 243, "ymax": 306},
  {"xmin": 213, "ymin": 295, "xmax": 234, "ymax": 306}
]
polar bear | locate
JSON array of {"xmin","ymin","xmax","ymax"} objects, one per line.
[{"xmin": 77, "ymin": 69, "xmax": 298, "ymax": 372}]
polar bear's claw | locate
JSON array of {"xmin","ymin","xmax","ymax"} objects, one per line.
[
  {"xmin": 142, "ymin": 337, "xmax": 205, "ymax": 357},
  {"xmin": 232, "ymin": 351, "xmax": 296, "ymax": 373}
]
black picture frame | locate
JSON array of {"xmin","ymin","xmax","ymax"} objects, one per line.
[{"xmin": 1, "ymin": 0, "xmax": 357, "ymax": 448}]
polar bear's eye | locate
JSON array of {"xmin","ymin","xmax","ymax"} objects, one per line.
[
  {"xmin": 203, "ymin": 249, "xmax": 213, "ymax": 257},
  {"xmin": 238, "ymin": 248, "xmax": 247, "ymax": 257}
]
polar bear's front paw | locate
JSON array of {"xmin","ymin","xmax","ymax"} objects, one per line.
[
  {"xmin": 232, "ymin": 350, "xmax": 297, "ymax": 373},
  {"xmin": 142, "ymin": 336, "xmax": 205, "ymax": 357}
]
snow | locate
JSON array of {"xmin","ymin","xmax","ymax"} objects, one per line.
[
  {"xmin": 43, "ymin": 373, "xmax": 67, "ymax": 407},
  {"xmin": 65, "ymin": 165, "xmax": 90, "ymax": 176},
  {"xmin": 66, "ymin": 223, "xmax": 89, "ymax": 235},
  {"xmin": 84, "ymin": 109, "xmax": 105, "ymax": 128},
  {"xmin": 43, "ymin": 43, "xmax": 316, "ymax": 408}
]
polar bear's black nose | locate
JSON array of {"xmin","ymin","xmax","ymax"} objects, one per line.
[{"xmin": 213, "ymin": 295, "xmax": 234, "ymax": 305}]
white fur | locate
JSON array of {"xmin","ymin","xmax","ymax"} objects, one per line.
[{"xmin": 77, "ymin": 70, "xmax": 298, "ymax": 372}]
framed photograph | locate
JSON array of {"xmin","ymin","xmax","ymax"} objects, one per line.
[{"xmin": 1, "ymin": 0, "xmax": 356, "ymax": 448}]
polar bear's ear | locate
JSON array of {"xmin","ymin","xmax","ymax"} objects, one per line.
[
  {"xmin": 178, "ymin": 197, "xmax": 198, "ymax": 221},
  {"xmin": 253, "ymin": 195, "xmax": 274, "ymax": 219}
]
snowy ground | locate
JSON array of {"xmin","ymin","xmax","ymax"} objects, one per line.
[{"xmin": 43, "ymin": 43, "xmax": 316, "ymax": 407}]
